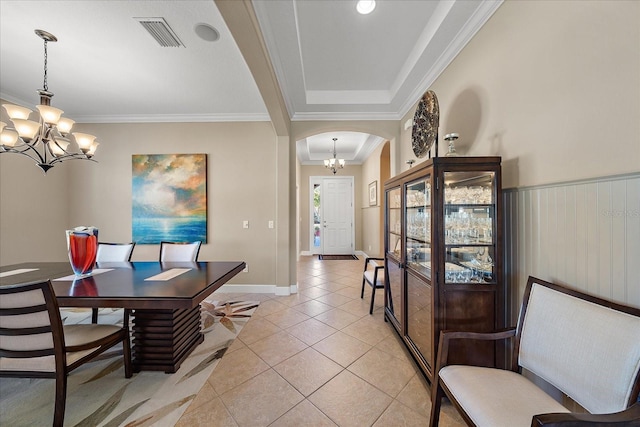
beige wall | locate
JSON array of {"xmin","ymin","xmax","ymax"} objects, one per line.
[
  {"xmin": 400, "ymin": 0, "xmax": 640, "ymax": 188},
  {"xmin": 1, "ymin": 119, "xmax": 279, "ymax": 286},
  {"xmin": 0, "ymin": 103, "xmax": 70, "ymax": 264},
  {"xmin": 360, "ymin": 141, "xmax": 390, "ymax": 257}
]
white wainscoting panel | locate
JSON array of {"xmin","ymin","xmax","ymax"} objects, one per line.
[{"xmin": 504, "ymin": 173, "xmax": 640, "ymax": 325}]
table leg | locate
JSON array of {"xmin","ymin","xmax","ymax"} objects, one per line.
[{"xmin": 131, "ymin": 306, "xmax": 203, "ymax": 373}]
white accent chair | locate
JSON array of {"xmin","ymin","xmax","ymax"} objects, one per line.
[
  {"xmin": 429, "ymin": 276, "xmax": 640, "ymax": 427},
  {"xmin": 159, "ymin": 241, "xmax": 201, "ymax": 262},
  {"xmin": 0, "ymin": 280, "xmax": 132, "ymax": 427}
]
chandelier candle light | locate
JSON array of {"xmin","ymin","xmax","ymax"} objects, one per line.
[
  {"xmin": 0, "ymin": 30, "xmax": 99, "ymax": 173},
  {"xmin": 324, "ymin": 137, "xmax": 345, "ymax": 175}
]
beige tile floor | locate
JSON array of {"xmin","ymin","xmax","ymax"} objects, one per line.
[{"xmin": 176, "ymin": 256, "xmax": 465, "ymax": 427}]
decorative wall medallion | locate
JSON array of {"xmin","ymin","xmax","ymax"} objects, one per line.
[{"xmin": 411, "ymin": 90, "xmax": 439, "ymax": 158}]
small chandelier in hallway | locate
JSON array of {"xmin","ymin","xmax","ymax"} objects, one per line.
[
  {"xmin": 0, "ymin": 29, "xmax": 99, "ymax": 173},
  {"xmin": 324, "ymin": 137, "xmax": 345, "ymax": 175}
]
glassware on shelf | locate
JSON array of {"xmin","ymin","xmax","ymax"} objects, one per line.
[
  {"xmin": 444, "ymin": 208, "xmax": 492, "ymax": 245},
  {"xmin": 456, "ymin": 249, "xmax": 494, "ymax": 283},
  {"xmin": 407, "ymin": 185, "xmax": 430, "ymax": 208},
  {"xmin": 445, "ymin": 185, "xmax": 493, "ymax": 205},
  {"xmin": 407, "ymin": 208, "xmax": 430, "ymax": 241},
  {"xmin": 390, "ymin": 234, "xmax": 401, "ymax": 257}
]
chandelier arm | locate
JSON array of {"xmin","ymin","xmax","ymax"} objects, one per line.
[
  {"xmin": 26, "ymin": 136, "xmax": 49, "ymax": 164},
  {"xmin": 1, "ymin": 145, "xmax": 47, "ymax": 166},
  {"xmin": 49, "ymin": 154, "xmax": 96, "ymax": 165},
  {"xmin": 41, "ymin": 127, "xmax": 52, "ymax": 165}
]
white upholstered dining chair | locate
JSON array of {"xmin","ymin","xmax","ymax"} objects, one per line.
[
  {"xmin": 0, "ymin": 279, "xmax": 132, "ymax": 427},
  {"xmin": 159, "ymin": 241, "xmax": 201, "ymax": 262},
  {"xmin": 96, "ymin": 241, "xmax": 135, "ymax": 263},
  {"xmin": 92, "ymin": 241, "xmax": 136, "ymax": 323}
]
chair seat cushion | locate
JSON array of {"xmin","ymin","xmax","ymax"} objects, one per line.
[
  {"xmin": 64, "ymin": 324, "xmax": 125, "ymax": 367},
  {"xmin": 439, "ymin": 365, "xmax": 570, "ymax": 427},
  {"xmin": 63, "ymin": 324, "xmax": 123, "ymax": 347}
]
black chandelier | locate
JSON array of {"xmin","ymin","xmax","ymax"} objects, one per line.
[{"xmin": 1, "ymin": 30, "xmax": 99, "ymax": 173}]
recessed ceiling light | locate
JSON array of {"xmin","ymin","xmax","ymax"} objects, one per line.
[
  {"xmin": 356, "ymin": 0, "xmax": 376, "ymax": 15},
  {"xmin": 194, "ymin": 23, "xmax": 220, "ymax": 42}
]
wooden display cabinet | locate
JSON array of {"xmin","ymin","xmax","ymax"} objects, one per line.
[{"xmin": 384, "ymin": 156, "xmax": 504, "ymax": 383}]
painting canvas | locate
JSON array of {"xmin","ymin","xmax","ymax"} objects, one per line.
[{"xmin": 132, "ymin": 154, "xmax": 207, "ymax": 244}]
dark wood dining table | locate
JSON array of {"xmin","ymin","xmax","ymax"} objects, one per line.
[{"xmin": 0, "ymin": 261, "xmax": 245, "ymax": 373}]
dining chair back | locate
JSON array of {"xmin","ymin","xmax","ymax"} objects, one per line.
[
  {"xmin": 96, "ymin": 242, "xmax": 136, "ymax": 263},
  {"xmin": 159, "ymin": 241, "xmax": 202, "ymax": 262},
  {"xmin": 0, "ymin": 279, "xmax": 132, "ymax": 426}
]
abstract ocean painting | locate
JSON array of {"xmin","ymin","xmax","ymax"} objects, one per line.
[{"xmin": 132, "ymin": 154, "xmax": 207, "ymax": 244}]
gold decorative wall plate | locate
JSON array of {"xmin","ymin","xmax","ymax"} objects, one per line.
[{"xmin": 411, "ymin": 90, "xmax": 439, "ymax": 158}]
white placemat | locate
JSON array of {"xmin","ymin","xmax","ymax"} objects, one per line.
[
  {"xmin": 0, "ymin": 268, "xmax": 39, "ymax": 278},
  {"xmin": 53, "ymin": 268, "xmax": 114, "ymax": 281},
  {"xmin": 144, "ymin": 268, "xmax": 191, "ymax": 281}
]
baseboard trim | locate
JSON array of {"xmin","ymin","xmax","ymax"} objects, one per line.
[
  {"xmin": 275, "ymin": 283, "xmax": 298, "ymax": 296},
  {"xmin": 218, "ymin": 284, "xmax": 274, "ymax": 294},
  {"xmin": 300, "ymin": 250, "xmax": 368, "ymax": 257},
  {"xmin": 219, "ymin": 283, "xmax": 298, "ymax": 296}
]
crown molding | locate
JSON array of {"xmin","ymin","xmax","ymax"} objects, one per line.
[{"xmin": 72, "ymin": 113, "xmax": 272, "ymax": 123}]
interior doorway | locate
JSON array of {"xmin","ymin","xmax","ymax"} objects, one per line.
[{"xmin": 309, "ymin": 176, "xmax": 354, "ymax": 255}]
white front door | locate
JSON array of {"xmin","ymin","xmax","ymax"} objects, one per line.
[{"xmin": 321, "ymin": 177, "xmax": 354, "ymax": 254}]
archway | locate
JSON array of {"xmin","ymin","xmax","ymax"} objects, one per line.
[{"xmin": 293, "ymin": 123, "xmax": 397, "ymax": 259}]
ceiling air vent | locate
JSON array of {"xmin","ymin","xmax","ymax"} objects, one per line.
[{"xmin": 134, "ymin": 17, "xmax": 184, "ymax": 47}]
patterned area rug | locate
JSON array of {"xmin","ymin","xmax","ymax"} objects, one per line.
[
  {"xmin": 318, "ymin": 254, "xmax": 359, "ymax": 260},
  {"xmin": 0, "ymin": 297, "xmax": 259, "ymax": 427}
]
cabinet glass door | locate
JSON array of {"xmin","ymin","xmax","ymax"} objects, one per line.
[
  {"xmin": 387, "ymin": 188, "xmax": 402, "ymax": 258},
  {"xmin": 385, "ymin": 187, "xmax": 402, "ymax": 325},
  {"xmin": 405, "ymin": 177, "xmax": 432, "ymax": 280},
  {"xmin": 443, "ymin": 171, "xmax": 495, "ymax": 284}
]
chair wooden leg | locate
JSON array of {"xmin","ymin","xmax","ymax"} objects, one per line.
[
  {"xmin": 123, "ymin": 336, "xmax": 133, "ymax": 378},
  {"xmin": 360, "ymin": 278, "xmax": 366, "ymax": 299},
  {"xmin": 53, "ymin": 371, "xmax": 67, "ymax": 427},
  {"xmin": 429, "ymin": 379, "xmax": 445, "ymax": 427},
  {"xmin": 369, "ymin": 286, "xmax": 376, "ymax": 314},
  {"xmin": 91, "ymin": 308, "xmax": 98, "ymax": 324}
]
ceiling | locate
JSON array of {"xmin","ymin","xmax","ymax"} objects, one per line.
[{"xmin": 0, "ymin": 0, "xmax": 501, "ymax": 165}]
